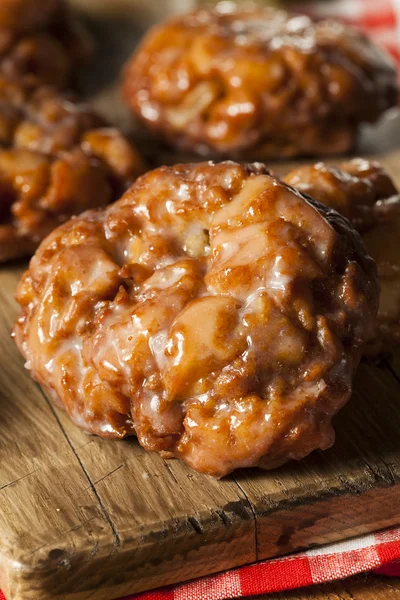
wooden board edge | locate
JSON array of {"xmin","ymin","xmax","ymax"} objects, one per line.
[
  {"xmin": 0, "ymin": 504, "xmax": 254, "ymax": 600},
  {"xmin": 2, "ymin": 482, "xmax": 400, "ymax": 600},
  {"xmin": 254, "ymin": 481, "xmax": 400, "ymax": 560},
  {"xmin": 0, "ymin": 515, "xmax": 118, "ymax": 600}
]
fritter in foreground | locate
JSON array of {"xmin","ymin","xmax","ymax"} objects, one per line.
[{"xmin": 14, "ymin": 161, "xmax": 378, "ymax": 476}]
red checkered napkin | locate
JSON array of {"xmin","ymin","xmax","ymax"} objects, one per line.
[{"xmin": 120, "ymin": 528, "xmax": 400, "ymax": 600}]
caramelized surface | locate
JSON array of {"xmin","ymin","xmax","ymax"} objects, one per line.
[
  {"xmin": 285, "ymin": 158, "xmax": 400, "ymax": 354},
  {"xmin": 0, "ymin": 84, "xmax": 145, "ymax": 261},
  {"xmin": 123, "ymin": 5, "xmax": 397, "ymax": 159},
  {"xmin": 0, "ymin": 0, "xmax": 145, "ymax": 262},
  {"xmin": 14, "ymin": 161, "xmax": 378, "ymax": 476}
]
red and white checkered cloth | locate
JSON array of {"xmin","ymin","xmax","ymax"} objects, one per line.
[
  {"xmin": 119, "ymin": 527, "xmax": 400, "ymax": 600},
  {"xmin": 1, "ymin": 2, "xmax": 399, "ymax": 600}
]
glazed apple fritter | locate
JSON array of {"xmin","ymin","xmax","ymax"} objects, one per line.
[
  {"xmin": 285, "ymin": 158, "xmax": 400, "ymax": 355},
  {"xmin": 123, "ymin": 5, "xmax": 397, "ymax": 159},
  {"xmin": 14, "ymin": 161, "xmax": 378, "ymax": 476}
]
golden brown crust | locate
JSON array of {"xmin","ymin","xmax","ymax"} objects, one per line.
[
  {"xmin": 81, "ymin": 128, "xmax": 146, "ymax": 193},
  {"xmin": 0, "ymin": 147, "xmax": 111, "ymax": 261},
  {"xmin": 6, "ymin": 84, "xmax": 106, "ymax": 150},
  {"xmin": 0, "ymin": 0, "xmax": 145, "ymax": 261},
  {"xmin": 123, "ymin": 6, "xmax": 397, "ymax": 159},
  {"xmin": 284, "ymin": 158, "xmax": 400, "ymax": 355},
  {"xmin": 14, "ymin": 161, "xmax": 378, "ymax": 476},
  {"xmin": 0, "ymin": 84, "xmax": 145, "ymax": 261}
]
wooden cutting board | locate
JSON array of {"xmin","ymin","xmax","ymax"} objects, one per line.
[{"xmin": 1, "ymin": 4, "xmax": 400, "ymax": 600}]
